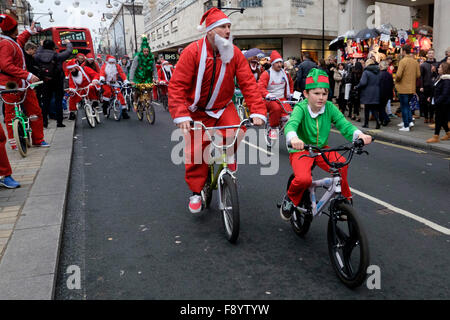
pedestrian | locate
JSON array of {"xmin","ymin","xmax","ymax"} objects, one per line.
[
  {"xmin": 326, "ymin": 55, "xmax": 337, "ymax": 101},
  {"xmin": 0, "ymin": 16, "xmax": 49, "ymax": 150},
  {"xmin": 426, "ymin": 62, "xmax": 450, "ymax": 143},
  {"xmin": 168, "ymin": 7, "xmax": 266, "ymax": 213},
  {"xmin": 379, "ymin": 60, "xmax": 394, "ymax": 126},
  {"xmin": 394, "ymin": 45, "xmax": 421, "ymax": 131},
  {"xmin": 118, "ymin": 55, "xmax": 131, "ymax": 77},
  {"xmin": 419, "ymin": 49, "xmax": 436, "ymax": 124},
  {"xmin": 334, "ymin": 63, "xmax": 348, "ymax": 114},
  {"xmin": 295, "ymin": 51, "xmax": 317, "ymax": 92},
  {"xmin": 358, "ymin": 59, "xmax": 381, "ymax": 129},
  {"xmin": 24, "ymin": 41, "xmax": 43, "ymax": 112},
  {"xmin": 34, "ymin": 38, "xmax": 73, "ymax": 126},
  {"xmin": 96, "ymin": 54, "xmax": 103, "ymax": 68},
  {"xmin": 347, "ymin": 61, "xmax": 363, "ymax": 121}
]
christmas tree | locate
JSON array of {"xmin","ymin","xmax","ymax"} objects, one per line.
[{"xmin": 133, "ymin": 35, "xmax": 154, "ymax": 84}]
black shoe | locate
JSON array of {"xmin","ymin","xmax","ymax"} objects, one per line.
[
  {"xmin": 69, "ymin": 112, "xmax": 76, "ymax": 120},
  {"xmin": 280, "ymin": 194, "xmax": 294, "ymax": 221},
  {"xmin": 375, "ymin": 123, "xmax": 381, "ymax": 129},
  {"xmin": 362, "ymin": 124, "xmax": 368, "ymax": 128},
  {"xmin": 122, "ymin": 110, "xmax": 130, "ymax": 119},
  {"xmin": 57, "ymin": 123, "xmax": 66, "ymax": 128}
]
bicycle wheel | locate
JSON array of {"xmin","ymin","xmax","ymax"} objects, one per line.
[
  {"xmin": 161, "ymin": 95, "xmax": 169, "ymax": 111},
  {"xmin": 126, "ymin": 94, "xmax": 132, "ymax": 111},
  {"xmin": 113, "ymin": 100, "xmax": 122, "ymax": 121},
  {"xmin": 146, "ymin": 103, "xmax": 155, "ymax": 125},
  {"xmin": 26, "ymin": 129, "xmax": 32, "ymax": 148},
  {"xmin": 13, "ymin": 118, "xmax": 27, "ymax": 157},
  {"xmin": 93, "ymin": 102, "xmax": 101, "ymax": 124},
  {"xmin": 286, "ymin": 174, "xmax": 312, "ymax": 237},
  {"xmin": 84, "ymin": 103, "xmax": 96, "ymax": 128},
  {"xmin": 264, "ymin": 122, "xmax": 273, "ymax": 149},
  {"xmin": 327, "ymin": 202, "xmax": 370, "ymax": 288},
  {"xmin": 220, "ymin": 173, "xmax": 240, "ymax": 243},
  {"xmin": 136, "ymin": 102, "xmax": 144, "ymax": 121},
  {"xmin": 201, "ymin": 167, "xmax": 213, "ymax": 209}
]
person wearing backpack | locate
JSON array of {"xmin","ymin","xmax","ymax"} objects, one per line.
[{"xmin": 34, "ymin": 38, "xmax": 73, "ymax": 127}]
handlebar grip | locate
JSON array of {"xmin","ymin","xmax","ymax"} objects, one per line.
[{"xmin": 30, "ymin": 81, "xmax": 44, "ymax": 87}]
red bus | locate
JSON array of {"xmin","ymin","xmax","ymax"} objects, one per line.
[{"xmin": 30, "ymin": 27, "xmax": 94, "ymax": 57}]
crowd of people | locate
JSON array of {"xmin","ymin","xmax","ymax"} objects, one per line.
[{"xmin": 0, "ymin": 13, "xmax": 171, "ymax": 190}]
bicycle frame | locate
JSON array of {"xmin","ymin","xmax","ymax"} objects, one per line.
[{"xmin": 192, "ymin": 118, "xmax": 251, "ymax": 210}]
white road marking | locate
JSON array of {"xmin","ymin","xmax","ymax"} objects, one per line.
[
  {"xmin": 242, "ymin": 140, "xmax": 274, "ymax": 156},
  {"xmin": 351, "ymin": 188, "xmax": 450, "ymax": 236}
]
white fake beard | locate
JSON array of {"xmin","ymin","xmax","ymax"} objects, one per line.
[
  {"xmin": 214, "ymin": 33, "xmax": 234, "ymax": 64},
  {"xmin": 72, "ymin": 70, "xmax": 83, "ymax": 85},
  {"xmin": 105, "ymin": 63, "xmax": 118, "ymax": 82}
]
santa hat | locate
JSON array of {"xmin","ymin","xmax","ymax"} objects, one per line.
[
  {"xmin": 106, "ymin": 55, "xmax": 116, "ymax": 63},
  {"xmin": 76, "ymin": 53, "xmax": 85, "ymax": 59},
  {"xmin": 86, "ymin": 53, "xmax": 94, "ymax": 61},
  {"xmin": 305, "ymin": 68, "xmax": 330, "ymax": 90},
  {"xmin": 0, "ymin": 14, "xmax": 17, "ymax": 33},
  {"xmin": 97, "ymin": 54, "xmax": 102, "ymax": 59},
  {"xmin": 66, "ymin": 59, "xmax": 79, "ymax": 70},
  {"xmin": 197, "ymin": 8, "xmax": 231, "ymax": 33},
  {"xmin": 161, "ymin": 60, "xmax": 169, "ymax": 65},
  {"xmin": 270, "ymin": 50, "xmax": 283, "ymax": 65}
]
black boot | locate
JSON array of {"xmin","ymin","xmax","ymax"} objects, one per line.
[
  {"xmin": 122, "ymin": 109, "xmax": 130, "ymax": 119},
  {"xmin": 102, "ymin": 102, "xmax": 108, "ymax": 115}
]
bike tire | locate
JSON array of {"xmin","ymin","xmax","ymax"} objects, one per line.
[
  {"xmin": 113, "ymin": 100, "xmax": 122, "ymax": 121},
  {"xmin": 84, "ymin": 103, "xmax": 96, "ymax": 128},
  {"xmin": 285, "ymin": 174, "xmax": 312, "ymax": 237},
  {"xmin": 136, "ymin": 102, "xmax": 144, "ymax": 121},
  {"xmin": 26, "ymin": 132, "xmax": 32, "ymax": 148},
  {"xmin": 220, "ymin": 174, "xmax": 240, "ymax": 243},
  {"xmin": 201, "ymin": 168, "xmax": 213, "ymax": 209},
  {"xmin": 146, "ymin": 103, "xmax": 155, "ymax": 125},
  {"xmin": 93, "ymin": 102, "xmax": 101, "ymax": 124},
  {"xmin": 162, "ymin": 95, "xmax": 169, "ymax": 111},
  {"xmin": 13, "ymin": 118, "xmax": 27, "ymax": 157},
  {"xmin": 264, "ymin": 122, "xmax": 273, "ymax": 149},
  {"xmin": 327, "ymin": 202, "xmax": 370, "ymax": 288}
]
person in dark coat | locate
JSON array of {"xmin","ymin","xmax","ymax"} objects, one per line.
[
  {"xmin": 23, "ymin": 41, "xmax": 43, "ymax": 114},
  {"xmin": 295, "ymin": 51, "xmax": 317, "ymax": 92},
  {"xmin": 419, "ymin": 49, "xmax": 437, "ymax": 123},
  {"xmin": 34, "ymin": 39, "xmax": 73, "ymax": 127},
  {"xmin": 426, "ymin": 62, "xmax": 450, "ymax": 143},
  {"xmin": 357, "ymin": 59, "xmax": 381, "ymax": 129},
  {"xmin": 348, "ymin": 61, "xmax": 363, "ymax": 121},
  {"xmin": 379, "ymin": 60, "xmax": 394, "ymax": 126}
]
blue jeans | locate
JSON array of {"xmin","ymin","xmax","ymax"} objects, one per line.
[{"xmin": 399, "ymin": 94, "xmax": 412, "ymax": 127}]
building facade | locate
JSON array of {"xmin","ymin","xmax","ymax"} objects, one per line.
[
  {"xmin": 0, "ymin": 0, "xmax": 32, "ymax": 32},
  {"xmin": 144, "ymin": 0, "xmax": 339, "ymax": 62}
]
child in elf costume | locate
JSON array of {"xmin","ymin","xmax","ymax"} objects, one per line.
[{"xmin": 280, "ymin": 68, "xmax": 373, "ymax": 221}]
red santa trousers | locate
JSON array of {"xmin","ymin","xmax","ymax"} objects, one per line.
[
  {"xmin": 101, "ymin": 84, "xmax": 125, "ymax": 107},
  {"xmin": 69, "ymin": 87, "xmax": 100, "ymax": 112},
  {"xmin": 2, "ymin": 90, "xmax": 44, "ymax": 145},
  {"xmin": 265, "ymin": 100, "xmax": 292, "ymax": 127},
  {"xmin": 184, "ymin": 105, "xmax": 246, "ymax": 193},
  {"xmin": 288, "ymin": 149, "xmax": 351, "ymax": 206},
  {"xmin": 0, "ymin": 123, "xmax": 12, "ymax": 177}
]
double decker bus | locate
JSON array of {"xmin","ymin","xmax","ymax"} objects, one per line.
[{"xmin": 30, "ymin": 27, "xmax": 94, "ymax": 58}]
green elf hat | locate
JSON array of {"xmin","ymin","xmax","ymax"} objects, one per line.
[{"xmin": 305, "ymin": 68, "xmax": 330, "ymax": 90}]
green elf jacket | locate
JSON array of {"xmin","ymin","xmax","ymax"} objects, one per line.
[{"xmin": 284, "ymin": 99, "xmax": 361, "ymax": 153}]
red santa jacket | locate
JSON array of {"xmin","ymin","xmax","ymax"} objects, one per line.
[
  {"xmin": 69, "ymin": 65, "xmax": 99, "ymax": 90},
  {"xmin": 168, "ymin": 37, "xmax": 266, "ymax": 123},
  {"xmin": 0, "ymin": 29, "xmax": 35, "ymax": 89},
  {"xmin": 99, "ymin": 63, "xmax": 127, "ymax": 83},
  {"xmin": 258, "ymin": 68, "xmax": 294, "ymax": 100},
  {"xmin": 157, "ymin": 63, "xmax": 173, "ymax": 83}
]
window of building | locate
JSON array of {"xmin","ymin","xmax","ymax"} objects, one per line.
[
  {"xmin": 239, "ymin": 0, "xmax": 263, "ymax": 7},
  {"xmin": 157, "ymin": 28, "xmax": 162, "ymax": 39},
  {"xmin": 151, "ymin": 31, "xmax": 156, "ymax": 41},
  {"xmin": 163, "ymin": 24, "xmax": 169, "ymax": 37},
  {"xmin": 233, "ymin": 38, "xmax": 282, "ymax": 56},
  {"xmin": 301, "ymin": 39, "xmax": 333, "ymax": 62},
  {"xmin": 171, "ymin": 19, "xmax": 178, "ymax": 33}
]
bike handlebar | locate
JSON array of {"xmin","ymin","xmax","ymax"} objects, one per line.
[
  {"xmin": 264, "ymin": 97, "xmax": 298, "ymax": 114},
  {"xmin": 190, "ymin": 118, "xmax": 254, "ymax": 150},
  {"xmin": 0, "ymin": 81, "xmax": 43, "ymax": 104},
  {"xmin": 287, "ymin": 138, "xmax": 374, "ymax": 169},
  {"xmin": 65, "ymin": 83, "xmax": 100, "ymax": 98}
]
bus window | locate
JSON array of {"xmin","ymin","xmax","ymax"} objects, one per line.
[{"xmin": 59, "ymin": 31, "xmax": 86, "ymax": 42}]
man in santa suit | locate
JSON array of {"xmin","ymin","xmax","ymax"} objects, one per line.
[
  {"xmin": 168, "ymin": 7, "xmax": 266, "ymax": 214},
  {"xmin": 66, "ymin": 59, "xmax": 100, "ymax": 118},
  {"xmin": 157, "ymin": 59, "xmax": 173, "ymax": 96},
  {"xmin": 0, "ymin": 14, "xmax": 49, "ymax": 151},
  {"xmin": 258, "ymin": 50, "xmax": 294, "ymax": 140},
  {"xmin": 99, "ymin": 55, "xmax": 130, "ymax": 119}
]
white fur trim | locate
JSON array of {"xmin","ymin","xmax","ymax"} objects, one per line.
[
  {"xmin": 271, "ymin": 58, "xmax": 283, "ymax": 65},
  {"xmin": 197, "ymin": 25, "xmax": 205, "ymax": 32},
  {"xmin": 205, "ymin": 18, "xmax": 231, "ymax": 32},
  {"xmin": 67, "ymin": 64, "xmax": 78, "ymax": 69},
  {"xmin": 26, "ymin": 73, "xmax": 33, "ymax": 81},
  {"xmin": 250, "ymin": 114, "xmax": 267, "ymax": 123},
  {"xmin": 173, "ymin": 116, "xmax": 193, "ymax": 124}
]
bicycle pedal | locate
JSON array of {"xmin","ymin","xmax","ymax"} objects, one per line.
[{"xmin": 276, "ymin": 202, "xmax": 281, "ymax": 209}]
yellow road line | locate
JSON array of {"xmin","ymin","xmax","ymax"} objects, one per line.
[{"xmin": 330, "ymin": 129, "xmax": 427, "ymax": 154}]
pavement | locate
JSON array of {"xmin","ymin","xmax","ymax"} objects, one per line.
[{"xmin": 0, "ymin": 104, "xmax": 448, "ymax": 300}]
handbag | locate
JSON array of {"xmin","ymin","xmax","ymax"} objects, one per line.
[{"xmin": 409, "ymin": 94, "xmax": 420, "ymax": 111}]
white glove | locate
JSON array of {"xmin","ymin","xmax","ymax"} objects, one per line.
[{"xmin": 266, "ymin": 93, "xmax": 277, "ymax": 101}]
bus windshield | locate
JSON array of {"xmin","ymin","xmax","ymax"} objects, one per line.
[{"xmin": 59, "ymin": 30, "xmax": 86, "ymax": 41}]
